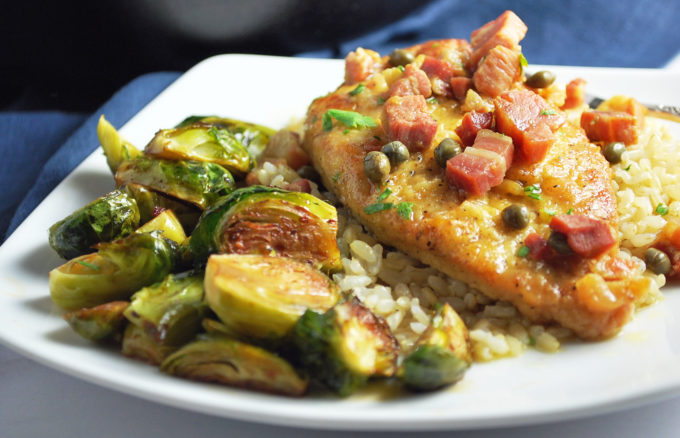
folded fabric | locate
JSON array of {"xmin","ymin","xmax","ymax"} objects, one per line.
[{"xmin": 3, "ymin": 72, "xmax": 181, "ymax": 241}]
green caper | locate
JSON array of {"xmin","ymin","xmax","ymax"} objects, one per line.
[
  {"xmin": 644, "ymin": 248, "xmax": 671, "ymax": 275},
  {"xmin": 296, "ymin": 165, "xmax": 320, "ymax": 183},
  {"xmin": 389, "ymin": 49, "xmax": 415, "ymax": 67},
  {"xmin": 602, "ymin": 142, "xmax": 626, "ymax": 164},
  {"xmin": 501, "ymin": 204, "xmax": 530, "ymax": 229},
  {"xmin": 525, "ymin": 70, "xmax": 556, "ymax": 89},
  {"xmin": 363, "ymin": 151, "xmax": 391, "ymax": 183},
  {"xmin": 434, "ymin": 138, "xmax": 463, "ymax": 168},
  {"xmin": 381, "ymin": 141, "xmax": 410, "ymax": 167},
  {"xmin": 548, "ymin": 231, "xmax": 573, "ymax": 255}
]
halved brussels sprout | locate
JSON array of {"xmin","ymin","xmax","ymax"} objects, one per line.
[
  {"xmin": 97, "ymin": 115, "xmax": 142, "ymax": 173},
  {"xmin": 136, "ymin": 209, "xmax": 186, "ymax": 244},
  {"xmin": 115, "ymin": 156, "xmax": 235, "ymax": 209},
  {"xmin": 123, "ymin": 183, "xmax": 201, "ymax": 233},
  {"xmin": 122, "ymin": 323, "xmax": 175, "ymax": 365},
  {"xmin": 161, "ymin": 334, "xmax": 308, "ymax": 396},
  {"xmin": 204, "ymin": 254, "xmax": 339, "ymax": 339},
  {"xmin": 290, "ymin": 297, "xmax": 400, "ymax": 397},
  {"xmin": 190, "ymin": 186, "xmax": 341, "ymax": 273},
  {"xmin": 145, "ymin": 124, "xmax": 254, "ymax": 174},
  {"xmin": 124, "ymin": 272, "xmax": 206, "ymax": 347},
  {"xmin": 48, "ymin": 189, "xmax": 141, "ymax": 260},
  {"xmin": 63, "ymin": 301, "xmax": 129, "ymax": 342},
  {"xmin": 400, "ymin": 303, "xmax": 471, "ymax": 391},
  {"xmin": 49, "ymin": 231, "xmax": 177, "ymax": 311},
  {"xmin": 175, "ymin": 116, "xmax": 275, "ymax": 159}
]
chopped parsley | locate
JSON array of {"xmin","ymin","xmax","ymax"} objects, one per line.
[
  {"xmin": 528, "ymin": 336, "xmax": 536, "ymax": 346},
  {"xmin": 332, "ymin": 171, "xmax": 341, "ymax": 183},
  {"xmin": 624, "ymin": 164, "xmax": 632, "ymax": 171},
  {"xmin": 377, "ymin": 97, "xmax": 386, "ymax": 105},
  {"xmin": 364, "ymin": 202, "xmax": 394, "ymax": 214},
  {"xmin": 517, "ymin": 245, "xmax": 530, "ymax": 257},
  {"xmin": 524, "ymin": 185, "xmax": 542, "ymax": 200},
  {"xmin": 377, "ymin": 188, "xmax": 392, "ymax": 202},
  {"xmin": 543, "ymin": 209, "xmax": 557, "ymax": 216},
  {"xmin": 396, "ymin": 202, "xmax": 414, "ymax": 220},
  {"xmin": 426, "ymin": 96, "xmax": 438, "ymax": 104},
  {"xmin": 322, "ymin": 109, "xmax": 377, "ymax": 132},
  {"xmin": 566, "ymin": 208, "xmax": 574, "ymax": 215},
  {"xmin": 656, "ymin": 203, "xmax": 669, "ymax": 215},
  {"xmin": 343, "ymin": 129, "xmax": 349, "ymax": 135},
  {"xmin": 397, "ymin": 65, "xmax": 405, "ymax": 72},
  {"xmin": 349, "ymin": 83, "xmax": 365, "ymax": 96},
  {"xmin": 540, "ymin": 109, "xmax": 557, "ymax": 116},
  {"xmin": 433, "ymin": 302, "xmax": 444, "ymax": 312},
  {"xmin": 373, "ymin": 135, "xmax": 382, "ymax": 141},
  {"xmin": 76, "ymin": 260, "xmax": 100, "ymax": 270},
  {"xmin": 519, "ymin": 53, "xmax": 528, "ymax": 68}
]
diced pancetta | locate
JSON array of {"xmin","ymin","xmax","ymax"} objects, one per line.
[
  {"xmin": 450, "ymin": 77, "xmax": 473, "ymax": 101},
  {"xmin": 389, "ymin": 64, "xmax": 432, "ymax": 98},
  {"xmin": 470, "ymin": 10, "xmax": 528, "ymax": 68},
  {"xmin": 383, "ymin": 95, "xmax": 438, "ymax": 152},
  {"xmin": 561, "ymin": 78, "xmax": 587, "ymax": 109},
  {"xmin": 525, "ymin": 233, "xmax": 552, "ymax": 261},
  {"xmin": 345, "ymin": 48, "xmax": 383, "ymax": 84},
  {"xmin": 472, "ymin": 129, "xmax": 514, "ymax": 167},
  {"xmin": 445, "ymin": 147, "xmax": 505, "ymax": 196},
  {"xmin": 420, "ymin": 56, "xmax": 457, "ymax": 96},
  {"xmin": 455, "ymin": 110, "xmax": 494, "ymax": 146},
  {"xmin": 472, "ymin": 45, "xmax": 522, "ymax": 97},
  {"xmin": 550, "ymin": 214, "xmax": 616, "ymax": 258},
  {"xmin": 580, "ymin": 111, "xmax": 639, "ymax": 145},
  {"xmin": 412, "ymin": 39, "xmax": 471, "ymax": 76},
  {"xmin": 283, "ymin": 178, "xmax": 313, "ymax": 194}
]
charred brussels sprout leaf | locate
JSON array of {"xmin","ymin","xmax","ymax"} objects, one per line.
[
  {"xmin": 190, "ymin": 185, "xmax": 341, "ymax": 273},
  {"xmin": 175, "ymin": 116, "xmax": 275, "ymax": 159},
  {"xmin": 124, "ymin": 272, "xmax": 206, "ymax": 347},
  {"xmin": 290, "ymin": 297, "xmax": 399, "ymax": 397},
  {"xmin": 123, "ymin": 183, "xmax": 201, "ymax": 233},
  {"xmin": 204, "ymin": 254, "xmax": 339, "ymax": 340},
  {"xmin": 63, "ymin": 301, "xmax": 129, "ymax": 342},
  {"xmin": 115, "ymin": 156, "xmax": 235, "ymax": 209},
  {"xmin": 48, "ymin": 189, "xmax": 140, "ymax": 259},
  {"xmin": 97, "ymin": 115, "xmax": 142, "ymax": 173},
  {"xmin": 145, "ymin": 124, "xmax": 254, "ymax": 175},
  {"xmin": 136, "ymin": 209, "xmax": 186, "ymax": 244},
  {"xmin": 161, "ymin": 334, "xmax": 308, "ymax": 396},
  {"xmin": 401, "ymin": 303, "xmax": 471, "ymax": 391},
  {"xmin": 122, "ymin": 323, "xmax": 176, "ymax": 365},
  {"xmin": 49, "ymin": 231, "xmax": 177, "ymax": 311}
]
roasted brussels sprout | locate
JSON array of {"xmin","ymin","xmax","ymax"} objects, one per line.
[
  {"xmin": 123, "ymin": 183, "xmax": 201, "ymax": 233},
  {"xmin": 145, "ymin": 124, "xmax": 254, "ymax": 175},
  {"xmin": 190, "ymin": 186, "xmax": 341, "ymax": 272},
  {"xmin": 97, "ymin": 115, "xmax": 142, "ymax": 173},
  {"xmin": 48, "ymin": 189, "xmax": 141, "ymax": 259},
  {"xmin": 122, "ymin": 323, "xmax": 176, "ymax": 365},
  {"xmin": 400, "ymin": 303, "xmax": 471, "ymax": 391},
  {"xmin": 136, "ymin": 209, "xmax": 186, "ymax": 244},
  {"xmin": 175, "ymin": 116, "xmax": 276, "ymax": 159},
  {"xmin": 49, "ymin": 231, "xmax": 177, "ymax": 311},
  {"xmin": 161, "ymin": 334, "xmax": 308, "ymax": 396},
  {"xmin": 290, "ymin": 297, "xmax": 399, "ymax": 396},
  {"xmin": 124, "ymin": 272, "xmax": 207, "ymax": 347},
  {"xmin": 204, "ymin": 254, "xmax": 340, "ymax": 339},
  {"xmin": 115, "ymin": 156, "xmax": 235, "ymax": 209},
  {"xmin": 63, "ymin": 301, "xmax": 129, "ymax": 342}
]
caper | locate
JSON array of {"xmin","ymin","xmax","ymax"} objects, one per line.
[
  {"xmin": 296, "ymin": 165, "xmax": 320, "ymax": 183},
  {"xmin": 548, "ymin": 231, "xmax": 572, "ymax": 255},
  {"xmin": 602, "ymin": 142, "xmax": 626, "ymax": 164},
  {"xmin": 644, "ymin": 248, "xmax": 671, "ymax": 275},
  {"xmin": 389, "ymin": 49, "xmax": 415, "ymax": 67},
  {"xmin": 525, "ymin": 70, "xmax": 556, "ymax": 89},
  {"xmin": 363, "ymin": 151, "xmax": 391, "ymax": 183},
  {"xmin": 434, "ymin": 138, "xmax": 463, "ymax": 168},
  {"xmin": 501, "ymin": 204, "xmax": 530, "ymax": 229},
  {"xmin": 381, "ymin": 141, "xmax": 410, "ymax": 167}
]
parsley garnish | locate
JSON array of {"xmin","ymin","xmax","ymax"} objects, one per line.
[
  {"xmin": 322, "ymin": 109, "xmax": 377, "ymax": 132},
  {"xmin": 332, "ymin": 171, "xmax": 341, "ymax": 183},
  {"xmin": 343, "ymin": 129, "xmax": 349, "ymax": 135},
  {"xmin": 426, "ymin": 96, "xmax": 438, "ymax": 104},
  {"xmin": 433, "ymin": 302, "xmax": 444, "ymax": 312},
  {"xmin": 377, "ymin": 97, "xmax": 386, "ymax": 105},
  {"xmin": 517, "ymin": 245, "xmax": 530, "ymax": 257},
  {"xmin": 519, "ymin": 53, "xmax": 528, "ymax": 68},
  {"xmin": 624, "ymin": 164, "xmax": 632, "ymax": 171},
  {"xmin": 373, "ymin": 135, "xmax": 382, "ymax": 141},
  {"xmin": 396, "ymin": 202, "xmax": 414, "ymax": 220},
  {"xmin": 656, "ymin": 203, "xmax": 669, "ymax": 215},
  {"xmin": 349, "ymin": 83, "xmax": 365, "ymax": 96},
  {"xmin": 397, "ymin": 65, "xmax": 405, "ymax": 72},
  {"xmin": 76, "ymin": 260, "xmax": 100, "ymax": 270},
  {"xmin": 566, "ymin": 208, "xmax": 574, "ymax": 215},
  {"xmin": 377, "ymin": 188, "xmax": 392, "ymax": 202},
  {"xmin": 543, "ymin": 209, "xmax": 556, "ymax": 216},
  {"xmin": 524, "ymin": 185, "xmax": 542, "ymax": 200},
  {"xmin": 540, "ymin": 109, "xmax": 557, "ymax": 116},
  {"xmin": 529, "ymin": 336, "xmax": 536, "ymax": 346},
  {"xmin": 364, "ymin": 202, "xmax": 394, "ymax": 214}
]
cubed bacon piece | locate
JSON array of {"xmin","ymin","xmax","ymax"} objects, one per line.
[
  {"xmin": 345, "ymin": 48, "xmax": 383, "ymax": 84},
  {"xmin": 445, "ymin": 147, "xmax": 505, "ymax": 196},
  {"xmin": 550, "ymin": 214, "xmax": 616, "ymax": 258},
  {"xmin": 383, "ymin": 95, "xmax": 437, "ymax": 152},
  {"xmin": 455, "ymin": 110, "xmax": 493, "ymax": 146},
  {"xmin": 421, "ymin": 56, "xmax": 456, "ymax": 96},
  {"xmin": 283, "ymin": 178, "xmax": 312, "ymax": 194},
  {"xmin": 561, "ymin": 78, "xmax": 587, "ymax": 109},
  {"xmin": 596, "ymin": 95, "xmax": 647, "ymax": 128},
  {"xmin": 472, "ymin": 129, "xmax": 514, "ymax": 168},
  {"xmin": 494, "ymin": 90, "xmax": 566, "ymax": 163},
  {"xmin": 412, "ymin": 39, "xmax": 471, "ymax": 76},
  {"xmin": 524, "ymin": 233, "xmax": 552, "ymax": 261},
  {"xmin": 470, "ymin": 10, "xmax": 528, "ymax": 68},
  {"xmin": 389, "ymin": 64, "xmax": 432, "ymax": 98},
  {"xmin": 450, "ymin": 77, "xmax": 473, "ymax": 101},
  {"xmin": 473, "ymin": 45, "xmax": 522, "ymax": 97},
  {"xmin": 580, "ymin": 111, "xmax": 639, "ymax": 145}
]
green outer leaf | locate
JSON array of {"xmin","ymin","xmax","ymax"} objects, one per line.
[
  {"xmin": 401, "ymin": 345, "xmax": 468, "ymax": 391},
  {"xmin": 48, "ymin": 189, "xmax": 140, "ymax": 259}
]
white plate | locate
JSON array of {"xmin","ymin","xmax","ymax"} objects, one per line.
[{"xmin": 1, "ymin": 55, "xmax": 680, "ymax": 431}]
